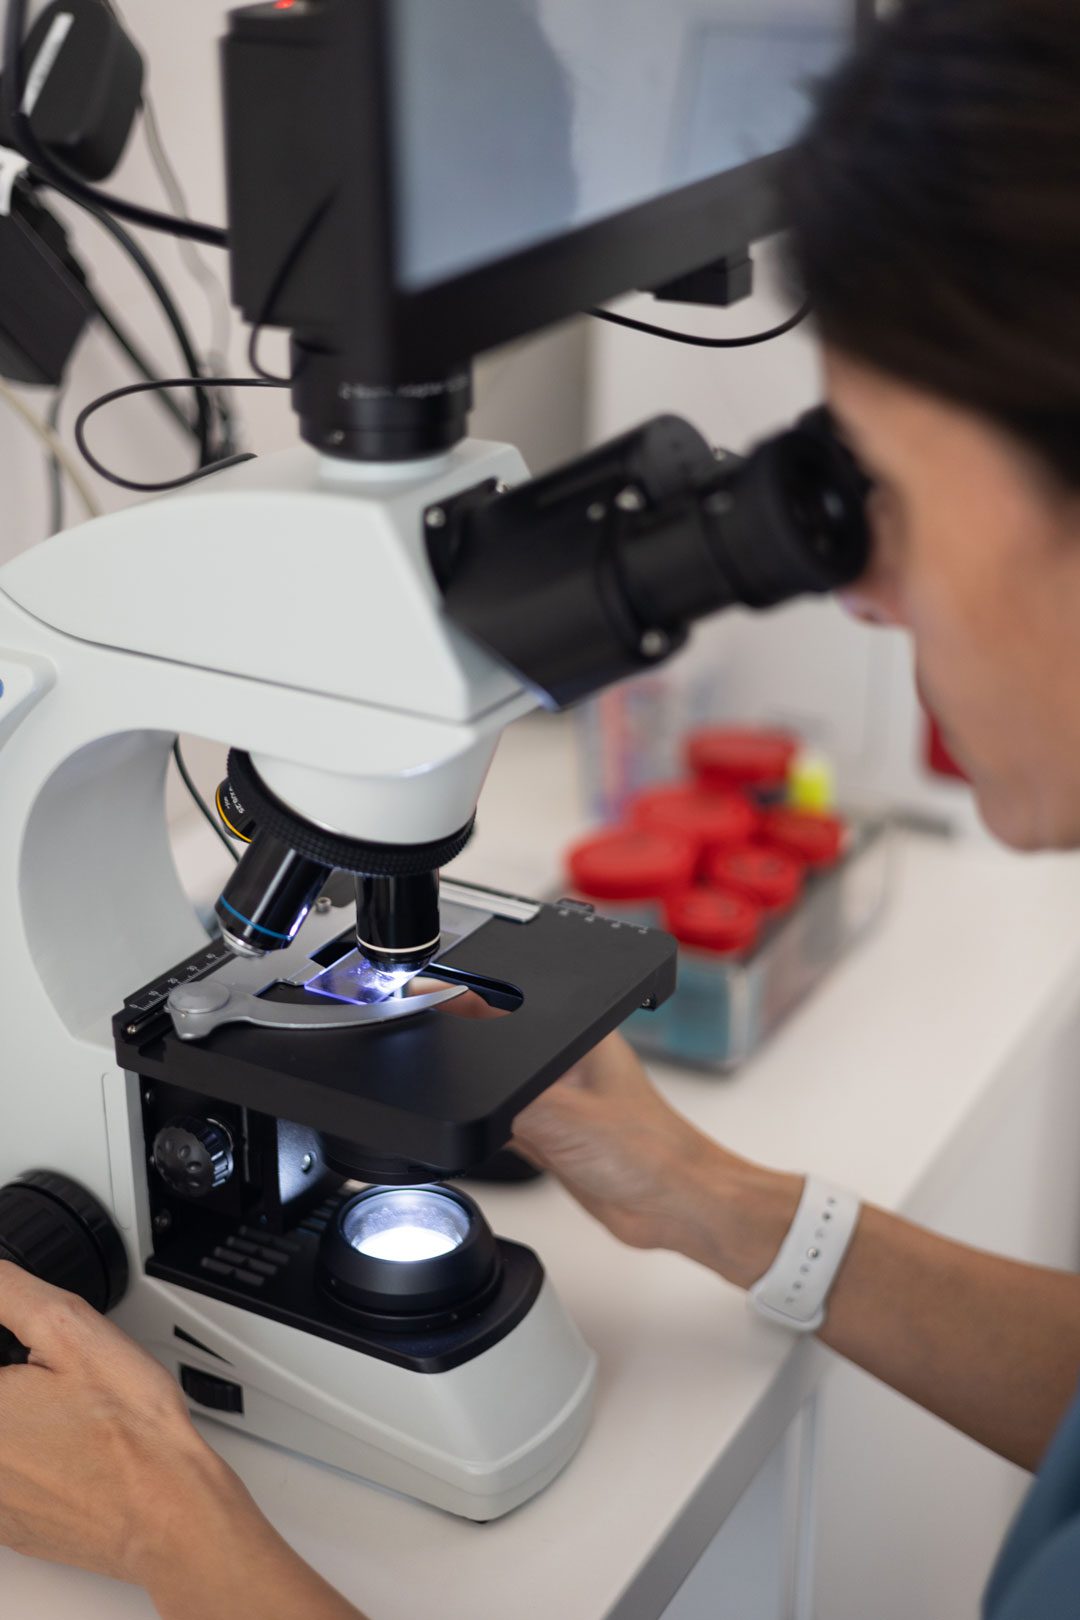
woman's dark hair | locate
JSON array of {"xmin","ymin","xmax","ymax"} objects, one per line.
[{"xmin": 785, "ymin": 0, "xmax": 1080, "ymax": 487}]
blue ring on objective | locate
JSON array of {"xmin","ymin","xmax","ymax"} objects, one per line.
[{"xmin": 217, "ymin": 896, "xmax": 294, "ymax": 943}]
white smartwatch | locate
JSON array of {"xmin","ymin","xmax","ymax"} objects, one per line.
[{"xmin": 748, "ymin": 1177, "xmax": 861, "ymax": 1334}]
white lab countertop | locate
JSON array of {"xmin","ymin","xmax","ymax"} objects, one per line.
[{"xmin": 10, "ymin": 714, "xmax": 1080, "ymax": 1619}]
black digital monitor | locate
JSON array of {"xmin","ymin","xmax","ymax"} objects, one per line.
[{"xmin": 227, "ymin": 0, "xmax": 872, "ymax": 386}]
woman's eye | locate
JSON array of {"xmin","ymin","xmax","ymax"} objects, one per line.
[
  {"xmin": 868, "ymin": 484, "xmax": 902, "ymax": 544},
  {"xmin": 856, "ymin": 485, "xmax": 904, "ymax": 587}
]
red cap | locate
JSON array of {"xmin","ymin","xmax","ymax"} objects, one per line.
[
  {"xmin": 630, "ymin": 783, "xmax": 758, "ymax": 858},
  {"xmin": 567, "ymin": 828, "xmax": 698, "ymax": 902},
  {"xmin": 706, "ymin": 845, "xmax": 804, "ymax": 914},
  {"xmin": 687, "ymin": 728, "xmax": 799, "ymax": 792},
  {"xmin": 758, "ymin": 808, "xmax": 848, "ymax": 870},
  {"xmin": 664, "ymin": 888, "xmax": 762, "ymax": 957}
]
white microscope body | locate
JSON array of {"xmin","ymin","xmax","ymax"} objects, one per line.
[{"xmin": 0, "ymin": 439, "xmax": 597, "ymax": 1521}]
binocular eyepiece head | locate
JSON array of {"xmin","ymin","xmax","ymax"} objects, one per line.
[{"xmin": 429, "ymin": 405, "xmax": 873, "ymax": 711}]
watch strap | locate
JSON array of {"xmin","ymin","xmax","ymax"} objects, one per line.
[{"xmin": 748, "ymin": 1177, "xmax": 861, "ymax": 1334}]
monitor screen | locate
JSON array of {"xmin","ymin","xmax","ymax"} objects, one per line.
[{"xmin": 389, "ymin": 0, "xmax": 852, "ymax": 291}]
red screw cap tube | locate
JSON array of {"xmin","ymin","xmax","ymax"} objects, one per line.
[
  {"xmin": 706, "ymin": 845, "xmax": 805, "ymax": 915},
  {"xmin": 664, "ymin": 888, "xmax": 762, "ymax": 957},
  {"xmin": 630, "ymin": 784, "xmax": 758, "ymax": 861},
  {"xmin": 687, "ymin": 728, "xmax": 799, "ymax": 794},
  {"xmin": 758, "ymin": 808, "xmax": 848, "ymax": 870},
  {"xmin": 567, "ymin": 828, "xmax": 698, "ymax": 902}
]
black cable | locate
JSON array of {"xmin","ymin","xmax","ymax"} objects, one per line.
[
  {"xmin": 247, "ymin": 194, "xmax": 335, "ymax": 384},
  {"xmin": 2, "ymin": 0, "xmax": 227, "ymax": 247},
  {"xmin": 70, "ymin": 197, "xmax": 215, "ymax": 466},
  {"xmin": 172, "ymin": 738, "xmax": 239, "ymax": 865},
  {"xmin": 248, "ymin": 314, "xmax": 292, "ymax": 387},
  {"xmin": 75, "ymin": 376, "xmax": 288, "ymax": 493},
  {"xmin": 87, "ymin": 286, "xmax": 199, "ymax": 440},
  {"xmin": 588, "ymin": 300, "xmax": 812, "ymax": 349}
]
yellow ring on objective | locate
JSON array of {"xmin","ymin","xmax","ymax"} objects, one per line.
[{"xmin": 215, "ymin": 785, "xmax": 253, "ymax": 844}]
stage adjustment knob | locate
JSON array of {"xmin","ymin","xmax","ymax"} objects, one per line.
[
  {"xmin": 153, "ymin": 1117, "xmax": 234, "ymax": 1198},
  {"xmin": 0, "ymin": 1171, "xmax": 129, "ymax": 1366}
]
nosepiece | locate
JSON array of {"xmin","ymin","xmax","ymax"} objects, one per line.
[{"xmin": 213, "ymin": 752, "xmax": 475, "ymax": 969}]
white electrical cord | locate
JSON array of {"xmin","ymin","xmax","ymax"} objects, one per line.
[{"xmin": 0, "ymin": 377, "xmax": 101, "ymax": 522}]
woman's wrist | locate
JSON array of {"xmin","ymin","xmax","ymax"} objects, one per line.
[
  {"xmin": 138, "ymin": 1429, "xmax": 367, "ymax": 1620},
  {"xmin": 133, "ymin": 1433, "xmax": 259, "ymax": 1600},
  {"xmin": 655, "ymin": 1135, "xmax": 804, "ymax": 1290}
]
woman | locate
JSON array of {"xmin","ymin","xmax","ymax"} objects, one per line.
[{"xmin": 3, "ymin": 2, "xmax": 1080, "ymax": 1615}]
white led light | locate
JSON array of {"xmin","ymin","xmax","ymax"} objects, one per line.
[
  {"xmin": 342, "ymin": 1188, "xmax": 470, "ymax": 1265},
  {"xmin": 356, "ymin": 1225, "xmax": 458, "ymax": 1262}
]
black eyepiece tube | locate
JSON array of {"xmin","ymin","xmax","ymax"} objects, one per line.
[{"xmin": 430, "ymin": 408, "xmax": 873, "ymax": 710}]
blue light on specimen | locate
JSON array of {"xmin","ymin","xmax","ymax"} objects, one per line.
[{"xmin": 305, "ymin": 949, "xmax": 421, "ymax": 1005}]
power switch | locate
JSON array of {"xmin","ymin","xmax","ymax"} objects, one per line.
[{"xmin": 180, "ymin": 1364, "xmax": 245, "ymax": 1415}]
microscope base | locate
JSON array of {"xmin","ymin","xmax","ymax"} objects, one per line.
[{"xmin": 118, "ymin": 1274, "xmax": 596, "ymax": 1521}]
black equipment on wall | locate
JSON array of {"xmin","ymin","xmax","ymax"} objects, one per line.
[
  {"xmin": 0, "ymin": 189, "xmax": 93, "ymax": 385},
  {"xmin": 0, "ymin": 0, "xmax": 144, "ymax": 181}
]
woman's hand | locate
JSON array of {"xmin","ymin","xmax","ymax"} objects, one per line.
[
  {"xmin": 427, "ymin": 988, "xmax": 802, "ymax": 1284},
  {"xmin": 512, "ymin": 1034, "xmax": 801, "ymax": 1280},
  {"xmin": 0, "ymin": 1262, "xmax": 235, "ymax": 1584},
  {"xmin": 0, "ymin": 1264, "xmax": 366, "ymax": 1619}
]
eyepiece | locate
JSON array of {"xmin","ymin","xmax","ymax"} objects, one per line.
[{"xmin": 699, "ymin": 407, "xmax": 872, "ymax": 610}]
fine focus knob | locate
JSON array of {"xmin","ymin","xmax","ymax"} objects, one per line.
[
  {"xmin": 0, "ymin": 1171, "xmax": 129, "ymax": 1366},
  {"xmin": 152, "ymin": 1117, "xmax": 234, "ymax": 1198}
]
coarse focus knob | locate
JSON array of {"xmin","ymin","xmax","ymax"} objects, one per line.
[
  {"xmin": 0, "ymin": 1171, "xmax": 129, "ymax": 1366},
  {"xmin": 153, "ymin": 1117, "xmax": 234, "ymax": 1198}
]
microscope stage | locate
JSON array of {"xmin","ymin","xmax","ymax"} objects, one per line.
[{"xmin": 115, "ymin": 884, "xmax": 677, "ymax": 1180}]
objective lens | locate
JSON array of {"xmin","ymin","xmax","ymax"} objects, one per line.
[
  {"xmin": 215, "ymin": 831, "xmax": 331, "ymax": 957},
  {"xmin": 354, "ymin": 872, "xmax": 440, "ymax": 973},
  {"xmin": 342, "ymin": 1189, "xmax": 470, "ymax": 1262}
]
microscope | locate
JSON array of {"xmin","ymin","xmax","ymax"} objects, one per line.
[{"xmin": 0, "ymin": 0, "xmax": 871, "ymax": 1519}]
